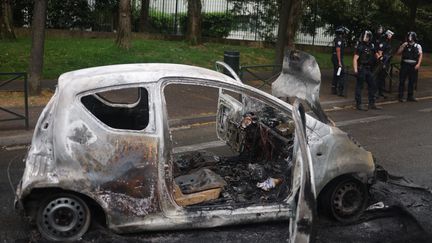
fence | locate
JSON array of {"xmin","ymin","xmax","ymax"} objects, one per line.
[
  {"xmin": 0, "ymin": 73, "xmax": 29, "ymax": 130},
  {"xmin": 88, "ymin": 0, "xmax": 333, "ymax": 46}
]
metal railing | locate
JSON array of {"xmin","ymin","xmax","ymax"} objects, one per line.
[
  {"xmin": 239, "ymin": 64, "xmax": 281, "ymax": 89},
  {"xmin": 0, "ymin": 72, "xmax": 29, "ymax": 130}
]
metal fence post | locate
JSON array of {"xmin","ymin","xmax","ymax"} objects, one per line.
[
  {"xmin": 254, "ymin": 0, "xmax": 259, "ymax": 41},
  {"xmin": 24, "ymin": 73, "xmax": 29, "ymax": 130},
  {"xmin": 174, "ymin": 0, "xmax": 179, "ymax": 34}
]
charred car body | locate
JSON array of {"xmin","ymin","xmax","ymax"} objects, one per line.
[{"xmin": 15, "ymin": 51, "xmax": 374, "ymax": 241}]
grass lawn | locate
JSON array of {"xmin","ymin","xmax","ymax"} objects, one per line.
[
  {"xmin": 1, "ymin": 36, "xmax": 429, "ymax": 80},
  {"xmin": 0, "ymin": 36, "xmax": 340, "ymax": 80}
]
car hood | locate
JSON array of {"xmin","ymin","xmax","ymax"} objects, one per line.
[{"xmin": 272, "ymin": 50, "xmax": 330, "ymax": 124}]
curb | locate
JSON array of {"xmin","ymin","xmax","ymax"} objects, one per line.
[{"xmin": 0, "ymin": 130, "xmax": 34, "ymax": 148}]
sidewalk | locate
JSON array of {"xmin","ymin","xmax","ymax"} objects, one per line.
[{"xmin": 1, "ymin": 67, "xmax": 432, "ymax": 147}]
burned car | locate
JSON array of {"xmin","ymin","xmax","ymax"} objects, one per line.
[{"xmin": 15, "ymin": 51, "xmax": 373, "ymax": 241}]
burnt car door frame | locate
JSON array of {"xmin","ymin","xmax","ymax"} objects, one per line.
[
  {"xmin": 158, "ymin": 78, "xmax": 306, "ymax": 219},
  {"xmin": 73, "ymin": 83, "xmax": 164, "ymax": 224}
]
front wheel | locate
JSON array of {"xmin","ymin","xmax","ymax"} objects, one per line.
[
  {"xmin": 36, "ymin": 193, "xmax": 91, "ymax": 241},
  {"xmin": 319, "ymin": 176, "xmax": 368, "ymax": 222}
]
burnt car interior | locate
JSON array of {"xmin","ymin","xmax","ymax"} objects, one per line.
[
  {"xmin": 81, "ymin": 87, "xmax": 149, "ymax": 130},
  {"xmin": 164, "ymin": 84, "xmax": 296, "ymax": 208}
]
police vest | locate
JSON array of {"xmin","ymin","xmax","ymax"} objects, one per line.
[
  {"xmin": 402, "ymin": 44, "xmax": 420, "ymax": 62},
  {"xmin": 357, "ymin": 43, "xmax": 375, "ymax": 66}
]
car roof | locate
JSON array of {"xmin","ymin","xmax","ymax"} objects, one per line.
[{"xmin": 58, "ymin": 63, "xmax": 239, "ymax": 94}]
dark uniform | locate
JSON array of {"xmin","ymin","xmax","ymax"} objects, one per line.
[
  {"xmin": 399, "ymin": 35, "xmax": 422, "ymax": 101},
  {"xmin": 376, "ymin": 34, "xmax": 392, "ymax": 97},
  {"xmin": 355, "ymin": 41, "xmax": 377, "ymax": 108},
  {"xmin": 331, "ymin": 36, "xmax": 346, "ymax": 96}
]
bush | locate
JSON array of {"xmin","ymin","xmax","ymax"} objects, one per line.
[
  {"xmin": 180, "ymin": 12, "xmax": 234, "ymax": 38},
  {"xmin": 148, "ymin": 10, "xmax": 178, "ymax": 34}
]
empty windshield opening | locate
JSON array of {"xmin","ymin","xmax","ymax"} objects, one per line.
[{"xmin": 81, "ymin": 87, "xmax": 149, "ymax": 130}]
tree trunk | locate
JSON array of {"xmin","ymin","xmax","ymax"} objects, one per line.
[
  {"xmin": 286, "ymin": 0, "xmax": 301, "ymax": 48},
  {"xmin": 401, "ymin": 0, "xmax": 419, "ymax": 31},
  {"xmin": 408, "ymin": 0, "xmax": 418, "ymax": 31},
  {"xmin": 273, "ymin": 0, "xmax": 302, "ymax": 69},
  {"xmin": 274, "ymin": 0, "xmax": 290, "ymax": 71},
  {"xmin": 28, "ymin": 0, "xmax": 47, "ymax": 95},
  {"xmin": 0, "ymin": 0, "xmax": 16, "ymax": 40},
  {"xmin": 187, "ymin": 0, "xmax": 202, "ymax": 45},
  {"xmin": 139, "ymin": 0, "xmax": 150, "ymax": 32},
  {"xmin": 116, "ymin": 0, "xmax": 131, "ymax": 49}
]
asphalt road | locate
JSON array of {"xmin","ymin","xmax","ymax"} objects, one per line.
[
  {"xmin": 1, "ymin": 98, "xmax": 432, "ymax": 242},
  {"xmin": 327, "ymin": 97, "xmax": 432, "ymax": 188}
]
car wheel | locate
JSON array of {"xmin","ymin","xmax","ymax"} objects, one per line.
[
  {"xmin": 36, "ymin": 193, "xmax": 91, "ymax": 241},
  {"xmin": 319, "ymin": 176, "xmax": 368, "ymax": 222}
]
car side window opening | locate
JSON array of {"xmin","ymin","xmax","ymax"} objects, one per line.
[
  {"xmin": 81, "ymin": 87, "xmax": 149, "ymax": 130},
  {"xmin": 164, "ymin": 83, "xmax": 295, "ymax": 208}
]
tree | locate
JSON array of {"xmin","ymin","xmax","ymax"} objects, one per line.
[
  {"xmin": 139, "ymin": 0, "xmax": 150, "ymax": 32},
  {"xmin": 116, "ymin": 0, "xmax": 131, "ymax": 49},
  {"xmin": 400, "ymin": 0, "xmax": 430, "ymax": 31},
  {"xmin": 186, "ymin": 0, "xmax": 202, "ymax": 45},
  {"xmin": 274, "ymin": 0, "xmax": 302, "ymax": 68},
  {"xmin": 28, "ymin": 0, "xmax": 47, "ymax": 95},
  {"xmin": 0, "ymin": 0, "xmax": 16, "ymax": 40}
]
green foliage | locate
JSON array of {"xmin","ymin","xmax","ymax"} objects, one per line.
[
  {"xmin": 180, "ymin": 12, "xmax": 234, "ymax": 38},
  {"xmin": 317, "ymin": 0, "xmax": 432, "ymax": 49},
  {"xmin": 230, "ymin": 0, "xmax": 280, "ymax": 42},
  {"xmin": 148, "ymin": 10, "xmax": 179, "ymax": 34},
  {"xmin": 47, "ymin": 0, "xmax": 93, "ymax": 29},
  {"xmin": 11, "ymin": 0, "xmax": 33, "ymax": 27},
  {"xmin": 201, "ymin": 12, "xmax": 234, "ymax": 38},
  {"xmin": 92, "ymin": 0, "xmax": 118, "ymax": 31},
  {"xmin": 415, "ymin": 5, "xmax": 432, "ymax": 51}
]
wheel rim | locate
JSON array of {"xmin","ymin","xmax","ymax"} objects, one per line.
[
  {"xmin": 40, "ymin": 197, "xmax": 88, "ymax": 239},
  {"xmin": 332, "ymin": 181, "xmax": 364, "ymax": 217}
]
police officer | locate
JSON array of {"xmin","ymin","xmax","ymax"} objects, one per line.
[
  {"xmin": 353, "ymin": 30, "xmax": 380, "ymax": 110},
  {"xmin": 373, "ymin": 25, "xmax": 384, "ymax": 47},
  {"xmin": 375, "ymin": 29, "xmax": 394, "ymax": 98},
  {"xmin": 397, "ymin": 31, "xmax": 423, "ymax": 102},
  {"xmin": 331, "ymin": 26, "xmax": 349, "ymax": 96}
]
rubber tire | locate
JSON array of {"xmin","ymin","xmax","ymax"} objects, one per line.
[
  {"xmin": 36, "ymin": 193, "xmax": 91, "ymax": 242},
  {"xmin": 318, "ymin": 176, "xmax": 368, "ymax": 223}
]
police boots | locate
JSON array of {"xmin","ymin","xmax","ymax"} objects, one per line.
[{"xmin": 369, "ymin": 103, "xmax": 382, "ymax": 110}]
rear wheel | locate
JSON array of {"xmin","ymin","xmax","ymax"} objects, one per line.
[
  {"xmin": 319, "ymin": 176, "xmax": 368, "ymax": 222},
  {"xmin": 36, "ymin": 193, "xmax": 91, "ymax": 241}
]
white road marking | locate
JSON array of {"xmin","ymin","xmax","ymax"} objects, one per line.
[
  {"xmin": 173, "ymin": 140, "xmax": 226, "ymax": 154},
  {"xmin": 335, "ymin": 115, "xmax": 395, "ymax": 127},
  {"xmin": 418, "ymin": 108, "xmax": 432, "ymax": 113},
  {"xmin": 4, "ymin": 145, "xmax": 28, "ymax": 151}
]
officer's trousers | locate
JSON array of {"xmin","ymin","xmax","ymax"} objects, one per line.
[
  {"xmin": 331, "ymin": 55, "xmax": 345, "ymax": 95},
  {"xmin": 355, "ymin": 67, "xmax": 376, "ymax": 105},
  {"xmin": 376, "ymin": 62, "xmax": 390, "ymax": 95},
  {"xmin": 399, "ymin": 63, "xmax": 418, "ymax": 99}
]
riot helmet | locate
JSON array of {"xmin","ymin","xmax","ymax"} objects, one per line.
[
  {"xmin": 360, "ymin": 30, "xmax": 372, "ymax": 43},
  {"xmin": 376, "ymin": 25, "xmax": 384, "ymax": 36},
  {"xmin": 407, "ymin": 31, "xmax": 417, "ymax": 43},
  {"xmin": 335, "ymin": 26, "xmax": 349, "ymax": 36},
  {"xmin": 384, "ymin": 30, "xmax": 394, "ymax": 40}
]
